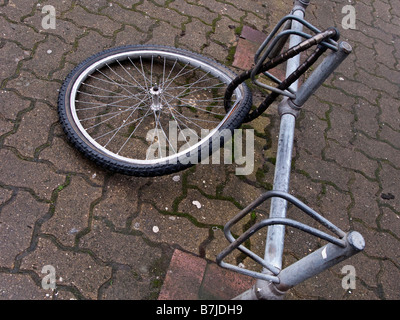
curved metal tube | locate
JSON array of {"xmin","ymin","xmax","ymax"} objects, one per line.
[{"xmin": 216, "ymin": 191, "xmax": 348, "ymax": 280}]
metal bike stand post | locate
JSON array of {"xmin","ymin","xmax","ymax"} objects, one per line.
[
  {"xmin": 229, "ymin": 0, "xmax": 365, "ymax": 300},
  {"xmin": 262, "ymin": 5, "xmax": 306, "ymax": 273},
  {"xmin": 232, "ymin": 0, "xmax": 307, "ymax": 300}
]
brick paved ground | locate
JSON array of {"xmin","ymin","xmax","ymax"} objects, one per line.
[{"xmin": 0, "ymin": 0, "xmax": 399, "ymax": 300}]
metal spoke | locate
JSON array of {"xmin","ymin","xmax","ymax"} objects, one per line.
[
  {"xmin": 84, "ymin": 96, "xmax": 151, "ymax": 130},
  {"xmin": 116, "ymin": 107, "xmax": 153, "ymax": 154},
  {"xmin": 87, "ymin": 73, "xmax": 142, "ymax": 90},
  {"xmin": 163, "ymin": 71, "xmax": 212, "ymax": 105},
  {"xmin": 76, "ymin": 95, "xmax": 144, "ymax": 110},
  {"xmin": 94, "ymin": 67, "xmax": 137, "ymax": 98},
  {"xmin": 161, "ymin": 61, "xmax": 193, "ymax": 91},
  {"xmin": 93, "ymin": 107, "xmax": 152, "ymax": 141},
  {"xmin": 116, "ymin": 59, "xmax": 148, "ymax": 92}
]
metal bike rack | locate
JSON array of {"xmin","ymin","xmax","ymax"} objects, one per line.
[{"xmin": 217, "ymin": 0, "xmax": 365, "ymax": 300}]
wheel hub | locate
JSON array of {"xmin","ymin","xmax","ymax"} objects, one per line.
[{"xmin": 150, "ymin": 86, "xmax": 163, "ymax": 111}]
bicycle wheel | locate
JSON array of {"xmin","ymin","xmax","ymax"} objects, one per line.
[{"xmin": 58, "ymin": 45, "xmax": 252, "ymax": 176}]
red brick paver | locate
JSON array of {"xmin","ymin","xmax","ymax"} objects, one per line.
[{"xmin": 158, "ymin": 249, "xmax": 255, "ymax": 300}]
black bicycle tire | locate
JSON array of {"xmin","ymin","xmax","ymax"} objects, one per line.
[{"xmin": 58, "ymin": 45, "xmax": 253, "ymax": 177}]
